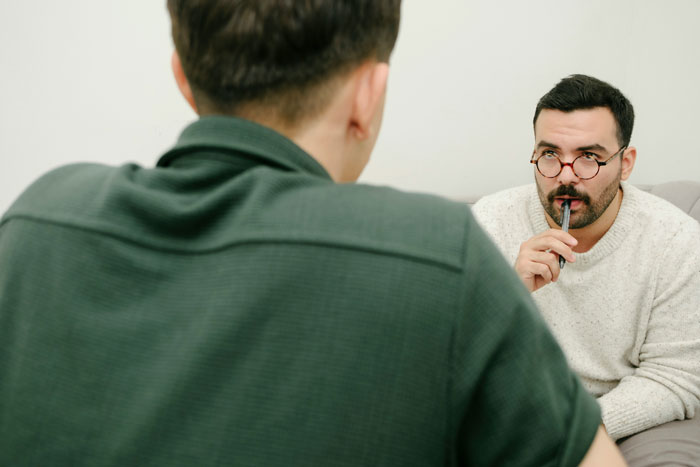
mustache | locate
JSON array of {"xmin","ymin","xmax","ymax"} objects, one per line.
[{"xmin": 547, "ymin": 185, "xmax": 591, "ymax": 206}]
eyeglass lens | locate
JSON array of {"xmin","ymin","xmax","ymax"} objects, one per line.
[{"xmin": 537, "ymin": 156, "xmax": 599, "ymax": 179}]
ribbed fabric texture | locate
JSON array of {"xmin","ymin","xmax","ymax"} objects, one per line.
[
  {"xmin": 473, "ymin": 182, "xmax": 700, "ymax": 440},
  {"xmin": 0, "ymin": 116, "xmax": 601, "ymax": 465}
]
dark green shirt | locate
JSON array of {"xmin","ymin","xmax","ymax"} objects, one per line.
[{"xmin": 0, "ymin": 116, "xmax": 600, "ymax": 466}]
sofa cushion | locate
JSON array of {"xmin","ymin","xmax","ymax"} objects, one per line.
[{"xmin": 636, "ymin": 181, "xmax": 700, "ymax": 223}]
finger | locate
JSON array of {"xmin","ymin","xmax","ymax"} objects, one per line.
[
  {"xmin": 530, "ymin": 261, "xmax": 554, "ymax": 284},
  {"xmin": 527, "ymin": 251, "xmax": 562, "ymax": 282},
  {"xmin": 521, "ymin": 238, "xmax": 576, "ymax": 263},
  {"xmin": 516, "ymin": 253, "xmax": 554, "ymax": 281},
  {"xmin": 545, "ymin": 253, "xmax": 561, "ymax": 282},
  {"xmin": 550, "ymin": 241, "xmax": 576, "ymax": 263},
  {"xmin": 530, "ymin": 229, "xmax": 578, "ymax": 247},
  {"xmin": 544, "ymin": 229, "xmax": 578, "ymax": 246}
]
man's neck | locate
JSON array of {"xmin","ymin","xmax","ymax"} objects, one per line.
[
  {"xmin": 234, "ymin": 86, "xmax": 361, "ymax": 183},
  {"xmin": 546, "ymin": 187, "xmax": 624, "ymax": 253}
]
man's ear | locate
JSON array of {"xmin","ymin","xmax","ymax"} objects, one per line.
[
  {"xmin": 620, "ymin": 146, "xmax": 637, "ymax": 181},
  {"xmin": 171, "ymin": 51, "xmax": 198, "ymax": 113},
  {"xmin": 349, "ymin": 62, "xmax": 389, "ymax": 140}
]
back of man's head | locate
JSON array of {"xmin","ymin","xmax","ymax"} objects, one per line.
[
  {"xmin": 533, "ymin": 74, "xmax": 635, "ymax": 147},
  {"xmin": 167, "ymin": 0, "xmax": 401, "ymax": 125}
]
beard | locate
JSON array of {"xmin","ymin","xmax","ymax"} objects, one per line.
[{"xmin": 536, "ymin": 170, "xmax": 621, "ymax": 229}]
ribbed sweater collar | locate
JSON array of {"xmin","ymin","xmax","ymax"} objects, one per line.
[{"xmin": 527, "ymin": 181, "xmax": 639, "ymax": 266}]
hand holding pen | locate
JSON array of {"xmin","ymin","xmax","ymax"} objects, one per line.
[{"xmin": 514, "ymin": 200, "xmax": 577, "ymax": 292}]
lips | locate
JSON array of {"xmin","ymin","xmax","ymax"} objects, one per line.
[
  {"xmin": 546, "ymin": 185, "xmax": 591, "ymax": 211},
  {"xmin": 555, "ymin": 197, "xmax": 584, "ymax": 210}
]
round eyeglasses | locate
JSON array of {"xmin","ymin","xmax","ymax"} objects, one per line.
[{"xmin": 530, "ymin": 146, "xmax": 627, "ymax": 180}]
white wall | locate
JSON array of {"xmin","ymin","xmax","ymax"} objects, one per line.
[{"xmin": 2, "ymin": 1, "xmax": 699, "ymax": 215}]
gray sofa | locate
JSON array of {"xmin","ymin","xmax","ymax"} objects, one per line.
[
  {"xmin": 637, "ymin": 181, "xmax": 700, "ymax": 223},
  {"xmin": 465, "ymin": 180, "xmax": 700, "ymax": 224}
]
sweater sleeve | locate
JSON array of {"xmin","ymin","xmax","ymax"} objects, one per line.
[
  {"xmin": 598, "ymin": 220, "xmax": 700, "ymax": 440},
  {"xmin": 471, "ymin": 196, "xmax": 519, "ymax": 264},
  {"xmin": 470, "ymin": 199, "xmax": 500, "ymax": 244}
]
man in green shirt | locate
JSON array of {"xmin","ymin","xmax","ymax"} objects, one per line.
[{"xmin": 0, "ymin": 1, "xmax": 624, "ymax": 465}]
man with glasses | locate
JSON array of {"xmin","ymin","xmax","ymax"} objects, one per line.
[{"xmin": 473, "ymin": 74, "xmax": 700, "ymax": 465}]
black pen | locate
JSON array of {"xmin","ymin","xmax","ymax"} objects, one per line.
[{"xmin": 559, "ymin": 199, "xmax": 571, "ymax": 269}]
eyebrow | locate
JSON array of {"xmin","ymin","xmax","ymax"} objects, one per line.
[
  {"xmin": 536, "ymin": 140, "xmax": 560, "ymax": 150},
  {"xmin": 576, "ymin": 143, "xmax": 608, "ymax": 153},
  {"xmin": 536, "ymin": 141, "xmax": 609, "ymax": 153}
]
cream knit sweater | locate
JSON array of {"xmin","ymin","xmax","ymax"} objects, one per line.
[{"xmin": 472, "ymin": 181, "xmax": 700, "ymax": 440}]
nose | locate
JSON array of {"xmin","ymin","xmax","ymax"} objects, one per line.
[{"xmin": 557, "ymin": 161, "xmax": 580, "ymax": 185}]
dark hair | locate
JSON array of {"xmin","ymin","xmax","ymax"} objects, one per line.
[
  {"xmin": 533, "ymin": 74, "xmax": 635, "ymax": 147},
  {"xmin": 167, "ymin": 0, "xmax": 401, "ymax": 123}
]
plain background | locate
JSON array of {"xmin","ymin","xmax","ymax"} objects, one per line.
[{"xmin": 1, "ymin": 1, "xmax": 699, "ymax": 215}]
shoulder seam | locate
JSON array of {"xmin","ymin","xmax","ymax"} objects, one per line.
[{"xmin": 1, "ymin": 214, "xmax": 465, "ymax": 273}]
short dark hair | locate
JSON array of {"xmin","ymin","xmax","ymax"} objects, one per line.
[
  {"xmin": 533, "ymin": 74, "xmax": 635, "ymax": 147},
  {"xmin": 167, "ymin": 0, "xmax": 402, "ymax": 123}
]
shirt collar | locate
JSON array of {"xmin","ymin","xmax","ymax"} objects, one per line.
[{"xmin": 157, "ymin": 115, "xmax": 332, "ymax": 180}]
